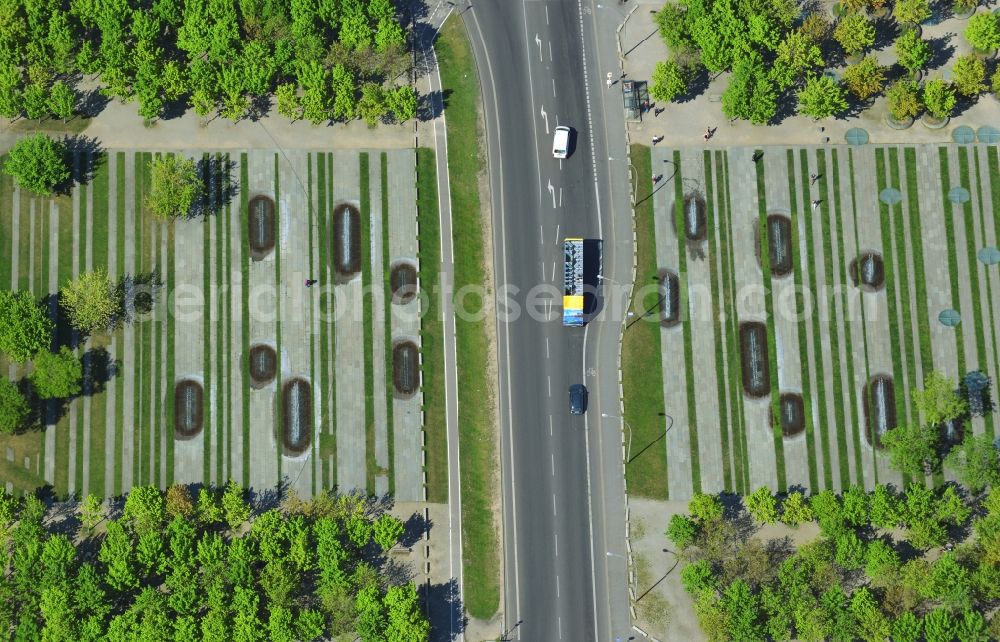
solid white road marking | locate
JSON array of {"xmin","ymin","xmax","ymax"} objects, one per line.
[{"xmin": 545, "ymin": 4, "xmax": 549, "ymax": 23}]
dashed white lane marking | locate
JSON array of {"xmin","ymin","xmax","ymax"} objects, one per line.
[
  {"xmin": 546, "ymin": 337, "xmax": 550, "ymax": 359},
  {"xmin": 551, "ymin": 452, "xmax": 555, "ymax": 475},
  {"xmin": 552, "ymin": 493, "xmax": 558, "ymax": 516},
  {"xmin": 547, "ymin": 375, "xmax": 552, "ymax": 396}
]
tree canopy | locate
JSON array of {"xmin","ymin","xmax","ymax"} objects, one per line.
[
  {"xmin": 0, "ymin": 289, "xmax": 54, "ymax": 364},
  {"xmin": 0, "ymin": 483, "xmax": 430, "ymax": 642},
  {"xmin": 29, "ymin": 346, "xmax": 82, "ymax": 399},
  {"xmin": 60, "ymin": 269, "xmax": 121, "ymax": 334},
  {"xmin": 2, "ymin": 134, "xmax": 69, "ymax": 197}
]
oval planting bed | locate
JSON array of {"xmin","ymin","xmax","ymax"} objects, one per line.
[
  {"xmin": 658, "ymin": 269, "xmax": 680, "ymax": 327},
  {"xmin": 771, "ymin": 392, "xmax": 805, "ymax": 437},
  {"xmin": 739, "ymin": 322, "xmax": 771, "ymax": 398},
  {"xmin": 393, "ymin": 340, "xmax": 420, "ymax": 398},
  {"xmin": 757, "ymin": 214, "xmax": 793, "ymax": 278},
  {"xmin": 682, "ymin": 194, "xmax": 707, "ymax": 242},
  {"xmin": 391, "ymin": 261, "xmax": 418, "ymax": 305},
  {"xmin": 863, "ymin": 375, "xmax": 896, "ymax": 449},
  {"xmin": 849, "ymin": 252, "xmax": 885, "ymax": 291},
  {"xmin": 281, "ymin": 378, "xmax": 312, "ymax": 456},
  {"xmin": 174, "ymin": 379, "xmax": 204, "ymax": 440},
  {"xmin": 248, "ymin": 195, "xmax": 276, "ymax": 260},
  {"xmin": 333, "ymin": 203, "xmax": 361, "ymax": 278},
  {"xmin": 248, "ymin": 344, "xmax": 277, "ymax": 389}
]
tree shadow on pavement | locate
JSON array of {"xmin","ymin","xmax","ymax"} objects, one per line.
[
  {"xmin": 191, "ymin": 155, "xmax": 239, "ymax": 218},
  {"xmin": 424, "ymin": 578, "xmax": 467, "ymax": 642},
  {"xmin": 62, "ymin": 134, "xmax": 105, "ymax": 190}
]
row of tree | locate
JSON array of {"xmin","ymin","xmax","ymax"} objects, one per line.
[
  {"xmin": 668, "ymin": 484, "xmax": 1000, "ymax": 641},
  {"xmin": 0, "ymin": 0, "xmax": 417, "ymax": 125},
  {"xmin": 0, "ymin": 482, "xmax": 428, "ymax": 641},
  {"xmin": 650, "ymin": 0, "xmax": 1000, "ymax": 123}
]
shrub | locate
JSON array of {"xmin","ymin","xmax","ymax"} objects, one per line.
[
  {"xmin": 2, "ymin": 134, "xmax": 69, "ymax": 196},
  {"xmin": 922, "ymin": 78, "xmax": 957, "ymax": 119},
  {"xmin": 953, "ymin": 54, "xmax": 987, "ymax": 96}
]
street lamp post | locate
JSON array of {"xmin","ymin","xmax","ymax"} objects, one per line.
[{"xmin": 603, "ymin": 412, "xmax": 674, "ymax": 463}]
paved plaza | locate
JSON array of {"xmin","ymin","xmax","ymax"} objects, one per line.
[{"xmin": 0, "ymin": 148, "xmax": 431, "ymax": 502}]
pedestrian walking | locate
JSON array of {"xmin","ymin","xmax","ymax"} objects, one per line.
[
  {"xmin": 652, "ymin": 135, "xmax": 663, "ymax": 145},
  {"xmin": 654, "ymin": 107, "xmax": 664, "ymax": 117},
  {"xmin": 704, "ymin": 126, "xmax": 715, "ymax": 141},
  {"xmin": 305, "ymin": 279, "xmax": 317, "ymax": 287},
  {"xmin": 606, "ymin": 72, "xmax": 613, "ymax": 88},
  {"xmin": 811, "ymin": 199, "xmax": 821, "ymax": 209},
  {"xmin": 652, "ymin": 174, "xmax": 660, "ymax": 183},
  {"xmin": 810, "ymin": 173, "xmax": 822, "ymax": 184},
  {"xmin": 751, "ymin": 151, "xmax": 763, "ymax": 162}
]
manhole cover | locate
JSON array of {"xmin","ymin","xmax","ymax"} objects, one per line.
[
  {"xmin": 879, "ymin": 188, "xmax": 902, "ymax": 205},
  {"xmin": 952, "ymin": 125, "xmax": 976, "ymax": 144},
  {"xmin": 977, "ymin": 125, "xmax": 1000, "ymax": 144},
  {"xmin": 845, "ymin": 128, "xmax": 869, "ymax": 145},
  {"xmin": 978, "ymin": 246, "xmax": 1000, "ymax": 265},
  {"xmin": 948, "ymin": 187, "xmax": 970, "ymax": 203},
  {"xmin": 939, "ymin": 309, "xmax": 961, "ymax": 327}
]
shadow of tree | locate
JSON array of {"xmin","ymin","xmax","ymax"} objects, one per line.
[
  {"xmin": 424, "ymin": 577, "xmax": 467, "ymax": 642},
  {"xmin": 62, "ymin": 135, "xmax": 105, "ymax": 191},
  {"xmin": 191, "ymin": 155, "xmax": 239, "ymax": 218}
]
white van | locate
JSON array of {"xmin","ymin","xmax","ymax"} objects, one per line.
[{"xmin": 552, "ymin": 126, "xmax": 570, "ymax": 159}]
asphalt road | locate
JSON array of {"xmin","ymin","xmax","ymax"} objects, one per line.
[{"xmin": 462, "ymin": 1, "xmax": 635, "ymax": 639}]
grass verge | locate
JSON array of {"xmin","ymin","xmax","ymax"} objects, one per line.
[
  {"xmin": 360, "ymin": 153, "xmax": 377, "ymax": 493},
  {"xmin": 416, "ymin": 148, "xmax": 447, "ymax": 503},
  {"xmin": 622, "ymin": 145, "xmax": 668, "ymax": 499},
  {"xmin": 436, "ymin": 15, "xmax": 500, "ymax": 620}
]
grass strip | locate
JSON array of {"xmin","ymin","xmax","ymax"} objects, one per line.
[
  {"xmin": 202, "ymin": 154, "xmax": 212, "ymax": 484},
  {"xmin": 307, "ymin": 153, "xmax": 316, "ymax": 496},
  {"xmin": 141, "ymin": 152, "xmax": 154, "ymax": 487},
  {"xmin": 274, "ymin": 153, "xmax": 283, "ymax": 482},
  {"xmin": 381, "ymin": 152, "xmax": 395, "ymax": 496},
  {"xmin": 902, "ymin": 149, "xmax": 934, "ymax": 377},
  {"xmin": 114, "ymin": 152, "xmax": 126, "ymax": 495},
  {"xmin": 820, "ymin": 151, "xmax": 861, "ymax": 490},
  {"xmin": 788, "ymin": 149, "xmax": 823, "ymax": 491},
  {"xmin": 959, "ymin": 148, "xmax": 994, "ymax": 439},
  {"xmin": 17, "ymin": 187, "xmax": 30, "ymax": 291},
  {"xmin": 703, "ymin": 151, "xmax": 733, "ymax": 491},
  {"xmin": 359, "ymin": 152, "xmax": 376, "ymax": 493},
  {"xmin": 436, "ymin": 15, "xmax": 500, "ymax": 619},
  {"xmin": 622, "ymin": 145, "xmax": 668, "ymax": 498},
  {"xmin": 846, "ymin": 150, "xmax": 877, "ymax": 486},
  {"xmin": 753, "ymin": 152, "xmax": 787, "ymax": 491},
  {"xmin": 719, "ymin": 153, "xmax": 750, "ymax": 493},
  {"xmin": 88, "ymin": 152, "xmax": 109, "ymax": 500},
  {"xmin": 316, "ymin": 153, "xmax": 332, "ymax": 489},
  {"xmin": 0, "ymin": 156, "xmax": 11, "ymax": 288},
  {"xmin": 240, "ymin": 153, "xmax": 251, "ymax": 488},
  {"xmin": 672, "ymin": 150, "xmax": 702, "ymax": 494},
  {"xmin": 165, "ymin": 212, "xmax": 176, "ymax": 487},
  {"xmin": 980, "ymin": 150, "xmax": 1000, "ymax": 420},
  {"xmin": 216, "ymin": 153, "xmax": 226, "ymax": 484},
  {"xmin": 416, "ymin": 148, "xmax": 446, "ymax": 502},
  {"xmin": 937, "ymin": 149, "xmax": 968, "ymax": 376},
  {"xmin": 75, "ymin": 180, "xmax": 88, "ymax": 495}
]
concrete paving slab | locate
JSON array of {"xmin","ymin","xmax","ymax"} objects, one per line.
[
  {"xmin": 368, "ymin": 155, "xmax": 390, "ymax": 478},
  {"xmin": 333, "ymin": 151, "xmax": 368, "ymax": 494},
  {"xmin": 103, "ymin": 157, "xmax": 118, "ymax": 496},
  {"xmin": 228, "ymin": 154, "xmax": 246, "ymax": 488},
  {"xmin": 121, "ymin": 152, "xmax": 138, "ymax": 491}
]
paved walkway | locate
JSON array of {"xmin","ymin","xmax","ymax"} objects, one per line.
[{"xmin": 368, "ymin": 157, "xmax": 391, "ymax": 497}]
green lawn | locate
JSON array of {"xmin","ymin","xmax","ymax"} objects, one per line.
[
  {"xmin": 621, "ymin": 145, "xmax": 668, "ymax": 499},
  {"xmin": 436, "ymin": 14, "xmax": 501, "ymax": 620}
]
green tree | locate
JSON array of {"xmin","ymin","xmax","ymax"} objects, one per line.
[
  {"xmin": 123, "ymin": 485, "xmax": 166, "ymax": 535},
  {"xmin": 945, "ymin": 433, "xmax": 1000, "ymax": 491},
  {"xmin": 925, "ymin": 607, "xmax": 959, "ymax": 642},
  {"xmin": 850, "ymin": 587, "xmax": 890, "ymax": 642},
  {"xmin": 29, "ymin": 346, "xmax": 81, "ymax": 399},
  {"xmin": 295, "ymin": 609, "xmax": 325, "ymax": 641},
  {"xmin": 957, "ymin": 610, "xmax": 989, "ymax": 642},
  {"xmin": 99, "ymin": 521, "xmax": 138, "ymax": 591},
  {"xmin": 46, "ymin": 81, "xmax": 74, "ymax": 123},
  {"xmin": 722, "ymin": 579, "xmax": 763, "ymax": 642},
  {"xmin": 355, "ymin": 585, "xmax": 387, "ymax": 640},
  {"xmin": 373, "ymin": 514, "xmax": 404, "ymax": 551},
  {"xmin": 914, "ymin": 371, "xmax": 969, "ymax": 425},
  {"xmin": 384, "ymin": 582, "xmax": 430, "ymax": 642},
  {"xmin": 882, "ymin": 422, "xmax": 939, "ymax": 474},
  {"xmin": 331, "ymin": 64, "xmax": 356, "ymax": 121},
  {"xmin": 357, "ymin": 82, "xmax": 386, "ymax": 127},
  {"xmin": 834, "ymin": 13, "xmax": 875, "ymax": 55},
  {"xmin": 268, "ymin": 607, "xmax": 295, "ymax": 642},
  {"xmin": 0, "ymin": 289, "xmax": 53, "ymax": 365},
  {"xmin": 681, "ymin": 559, "xmax": 716, "ymax": 595},
  {"xmin": 895, "ymin": 29, "xmax": 932, "ymax": 74},
  {"xmin": 60, "ymin": 269, "xmax": 120, "ymax": 333},
  {"xmin": 869, "ymin": 483, "xmax": 901, "ymax": 529},
  {"xmin": 655, "ymin": 3, "xmax": 693, "ymax": 49},
  {"xmin": 745, "ymin": 487, "xmax": 778, "ymax": 524},
  {"xmin": 923, "ymin": 78, "xmax": 957, "ymax": 119},
  {"xmin": 165, "ymin": 484, "xmax": 195, "ymax": 518},
  {"xmin": 894, "ymin": 0, "xmax": 932, "ymax": 25},
  {"xmin": 992, "ymin": 65, "xmax": 1000, "ymax": 95},
  {"xmin": 0, "ymin": 65, "xmax": 23, "ymax": 119},
  {"xmin": 385, "ymin": 86, "xmax": 417, "ymax": 122},
  {"xmin": 689, "ymin": 492, "xmax": 724, "ymax": 522},
  {"xmin": 892, "ymin": 612, "xmax": 923, "ymax": 642},
  {"xmin": 0, "ymin": 378, "xmax": 29, "ymax": 434},
  {"xmin": 842, "ymin": 55, "xmax": 885, "ymax": 99},
  {"xmin": 231, "ymin": 586, "xmax": 263, "ymax": 642},
  {"xmin": 275, "ymin": 83, "xmax": 301, "ymax": 121},
  {"xmin": 135, "ymin": 531, "xmax": 166, "ymax": 575},
  {"xmin": 3, "ymin": 134, "xmax": 69, "ymax": 197},
  {"xmin": 935, "ymin": 484, "xmax": 970, "ymax": 526},
  {"xmin": 80, "ymin": 494, "xmax": 104, "ymax": 532},
  {"xmin": 834, "ymin": 531, "xmax": 866, "ymax": 569},
  {"xmin": 23, "ymin": 82, "xmax": 48, "ymax": 121},
  {"xmin": 339, "ymin": 0, "xmax": 372, "ymax": 50},
  {"xmin": 953, "ymin": 54, "xmax": 987, "ymax": 96},
  {"xmin": 780, "ymin": 491, "xmax": 814, "ymax": 526},
  {"xmin": 810, "ymin": 490, "xmax": 846, "ymax": 536},
  {"xmin": 666, "ymin": 514, "xmax": 699, "ymax": 549},
  {"xmin": 965, "ymin": 12, "xmax": 1000, "ymax": 51},
  {"xmin": 864, "ymin": 539, "xmax": 900, "ymax": 584},
  {"xmin": 147, "ymin": 155, "xmax": 201, "ymax": 220},
  {"xmin": 221, "ymin": 480, "xmax": 251, "ymax": 529},
  {"xmin": 722, "ymin": 53, "xmax": 778, "ymax": 124},
  {"xmin": 650, "ymin": 60, "xmax": 689, "ymax": 102},
  {"xmin": 929, "ymin": 553, "xmax": 973, "ymax": 610},
  {"xmin": 771, "ymin": 30, "xmax": 824, "ymax": 89}
]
